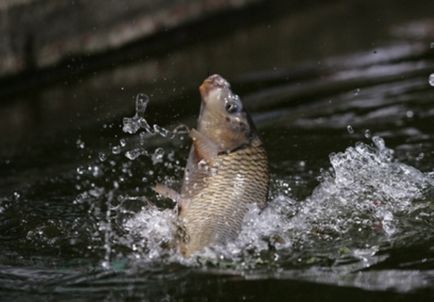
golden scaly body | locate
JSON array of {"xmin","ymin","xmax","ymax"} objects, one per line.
[
  {"xmin": 153, "ymin": 74, "xmax": 269, "ymax": 257},
  {"xmin": 179, "ymin": 142, "xmax": 268, "ymax": 256}
]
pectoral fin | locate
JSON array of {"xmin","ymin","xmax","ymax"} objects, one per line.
[
  {"xmin": 153, "ymin": 184, "xmax": 180, "ymax": 203},
  {"xmin": 190, "ymin": 128, "xmax": 218, "ymax": 164}
]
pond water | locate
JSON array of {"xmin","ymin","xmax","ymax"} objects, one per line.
[{"xmin": 1, "ymin": 1, "xmax": 434, "ymax": 301}]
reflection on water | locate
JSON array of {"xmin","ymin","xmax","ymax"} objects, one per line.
[{"xmin": 2, "ymin": 0, "xmax": 434, "ymax": 301}]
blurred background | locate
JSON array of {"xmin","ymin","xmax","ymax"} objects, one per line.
[
  {"xmin": 1, "ymin": 0, "xmax": 434, "ymax": 301},
  {"xmin": 1, "ymin": 0, "xmax": 434, "ymax": 145}
]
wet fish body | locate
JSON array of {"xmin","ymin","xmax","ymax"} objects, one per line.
[
  {"xmin": 155, "ymin": 74, "xmax": 269, "ymax": 256},
  {"xmin": 179, "ymin": 138, "xmax": 268, "ymax": 256}
]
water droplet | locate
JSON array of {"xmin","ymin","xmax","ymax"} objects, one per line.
[
  {"xmin": 112, "ymin": 145, "xmax": 122, "ymax": 155},
  {"xmin": 76, "ymin": 166, "xmax": 85, "ymax": 175},
  {"xmin": 98, "ymin": 152, "xmax": 107, "ymax": 162},
  {"xmin": 406, "ymin": 110, "xmax": 414, "ymax": 118},
  {"xmin": 119, "ymin": 139, "xmax": 127, "ymax": 147},
  {"xmin": 13, "ymin": 192, "xmax": 21, "ymax": 199},
  {"xmin": 372, "ymin": 136, "xmax": 385, "ymax": 150},
  {"xmin": 91, "ymin": 165, "xmax": 102, "ymax": 177},
  {"xmin": 428, "ymin": 73, "xmax": 434, "ymax": 87},
  {"xmin": 122, "ymin": 94, "xmax": 151, "ymax": 134},
  {"xmin": 101, "ymin": 261, "xmax": 111, "ymax": 269},
  {"xmin": 346, "ymin": 125, "xmax": 354, "ymax": 134},
  {"xmin": 364, "ymin": 129, "xmax": 371, "ymax": 139},
  {"xmin": 135, "ymin": 93, "xmax": 149, "ymax": 115},
  {"xmin": 152, "ymin": 148, "xmax": 165, "ymax": 164},
  {"xmin": 122, "ymin": 117, "xmax": 140, "ymax": 134},
  {"xmin": 172, "ymin": 124, "xmax": 189, "ymax": 136},
  {"xmin": 138, "ymin": 119, "xmax": 151, "ymax": 133},
  {"xmin": 153, "ymin": 124, "xmax": 170, "ymax": 137},
  {"xmin": 76, "ymin": 139, "xmax": 85, "ymax": 149},
  {"xmin": 353, "ymin": 88, "xmax": 360, "ymax": 96},
  {"xmin": 125, "ymin": 149, "xmax": 142, "ymax": 160},
  {"xmin": 89, "ymin": 188, "xmax": 104, "ymax": 197},
  {"xmin": 416, "ymin": 152, "xmax": 425, "ymax": 161},
  {"xmin": 167, "ymin": 151, "xmax": 176, "ymax": 162}
]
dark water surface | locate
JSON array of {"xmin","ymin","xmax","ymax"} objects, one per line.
[{"xmin": 1, "ymin": 1, "xmax": 434, "ymax": 301}]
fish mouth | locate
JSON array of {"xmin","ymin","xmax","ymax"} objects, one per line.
[{"xmin": 199, "ymin": 74, "xmax": 230, "ymax": 102}]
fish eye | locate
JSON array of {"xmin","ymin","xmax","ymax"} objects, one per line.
[{"xmin": 224, "ymin": 101, "xmax": 240, "ymax": 114}]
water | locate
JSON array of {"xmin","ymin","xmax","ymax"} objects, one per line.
[
  {"xmin": 2, "ymin": 1, "xmax": 434, "ymax": 301},
  {"xmin": 429, "ymin": 73, "xmax": 434, "ymax": 87}
]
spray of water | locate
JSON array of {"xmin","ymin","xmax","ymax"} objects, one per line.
[
  {"xmin": 73, "ymin": 94, "xmax": 434, "ymax": 271},
  {"xmin": 183, "ymin": 136, "xmax": 434, "ymax": 268},
  {"xmin": 121, "ymin": 95, "xmax": 434, "ymax": 268}
]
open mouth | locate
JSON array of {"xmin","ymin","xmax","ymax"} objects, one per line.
[{"xmin": 199, "ymin": 74, "xmax": 229, "ymax": 100}]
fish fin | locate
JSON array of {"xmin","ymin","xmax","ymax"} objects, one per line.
[
  {"xmin": 190, "ymin": 128, "xmax": 218, "ymax": 164},
  {"xmin": 153, "ymin": 184, "xmax": 180, "ymax": 202}
]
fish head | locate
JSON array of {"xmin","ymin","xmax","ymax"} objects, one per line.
[{"xmin": 197, "ymin": 74, "xmax": 256, "ymax": 151}]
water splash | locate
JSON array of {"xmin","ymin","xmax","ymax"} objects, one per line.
[
  {"xmin": 76, "ymin": 138, "xmax": 85, "ymax": 149},
  {"xmin": 122, "ymin": 93, "xmax": 189, "ymax": 139},
  {"xmin": 364, "ymin": 129, "xmax": 371, "ymax": 139},
  {"xmin": 117, "ymin": 136, "xmax": 434, "ymax": 269},
  {"xmin": 124, "ymin": 206, "xmax": 176, "ymax": 261},
  {"xmin": 119, "ymin": 93, "xmax": 190, "ymax": 164},
  {"xmin": 294, "ymin": 136, "xmax": 433, "ymax": 242},
  {"xmin": 122, "ymin": 94, "xmax": 150, "ymax": 134},
  {"xmin": 71, "ymin": 94, "xmax": 191, "ymax": 269},
  {"xmin": 71, "ymin": 94, "xmax": 434, "ymax": 271}
]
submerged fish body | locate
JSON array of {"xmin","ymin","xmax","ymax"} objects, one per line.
[{"xmin": 155, "ymin": 74, "xmax": 269, "ymax": 257}]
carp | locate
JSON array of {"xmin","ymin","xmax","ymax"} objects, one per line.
[{"xmin": 155, "ymin": 74, "xmax": 269, "ymax": 256}]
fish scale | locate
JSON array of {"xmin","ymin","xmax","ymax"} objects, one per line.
[{"xmin": 179, "ymin": 142, "xmax": 268, "ymax": 256}]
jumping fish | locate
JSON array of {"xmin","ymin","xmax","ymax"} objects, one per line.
[{"xmin": 155, "ymin": 74, "xmax": 269, "ymax": 257}]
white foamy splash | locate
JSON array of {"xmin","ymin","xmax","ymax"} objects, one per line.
[
  {"xmin": 292, "ymin": 136, "xmax": 433, "ymax": 239},
  {"xmin": 124, "ymin": 207, "xmax": 176, "ymax": 262},
  {"xmin": 121, "ymin": 136, "xmax": 434, "ymax": 266}
]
